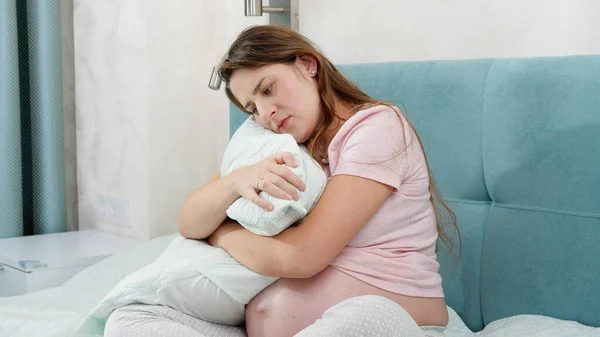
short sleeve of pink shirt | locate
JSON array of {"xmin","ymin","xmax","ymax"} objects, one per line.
[{"xmin": 326, "ymin": 105, "xmax": 444, "ymax": 298}]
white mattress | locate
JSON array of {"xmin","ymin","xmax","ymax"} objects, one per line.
[{"xmin": 0, "ymin": 233, "xmax": 597, "ymax": 337}]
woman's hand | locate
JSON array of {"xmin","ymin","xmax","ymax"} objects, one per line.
[{"xmin": 230, "ymin": 152, "xmax": 306, "ymax": 211}]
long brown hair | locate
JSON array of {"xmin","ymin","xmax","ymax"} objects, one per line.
[{"xmin": 218, "ymin": 25, "xmax": 461, "ymax": 256}]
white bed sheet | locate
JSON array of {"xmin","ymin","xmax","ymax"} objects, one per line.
[
  {"xmin": 0, "ymin": 235, "xmax": 176, "ymax": 337},
  {"xmin": 0, "ymin": 233, "xmax": 597, "ymax": 337}
]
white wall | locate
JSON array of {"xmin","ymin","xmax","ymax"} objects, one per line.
[
  {"xmin": 75, "ymin": 0, "xmax": 600, "ymax": 240},
  {"xmin": 300, "ymin": 0, "xmax": 600, "ymax": 64},
  {"xmin": 74, "ymin": 0, "xmax": 267, "ymax": 240}
]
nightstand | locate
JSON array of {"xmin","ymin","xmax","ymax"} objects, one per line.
[{"xmin": 0, "ymin": 230, "xmax": 142, "ymax": 297}]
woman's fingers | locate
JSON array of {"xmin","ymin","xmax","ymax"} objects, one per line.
[
  {"xmin": 236, "ymin": 152, "xmax": 308, "ymax": 209},
  {"xmin": 270, "ymin": 160, "xmax": 306, "ymax": 192},
  {"xmin": 268, "ymin": 166, "xmax": 304, "ymax": 198},
  {"xmin": 243, "ymin": 188, "xmax": 274, "ymax": 211},
  {"xmin": 266, "ymin": 173, "xmax": 300, "ymax": 200},
  {"xmin": 274, "ymin": 152, "xmax": 298, "ymax": 168},
  {"xmin": 260, "ymin": 173, "xmax": 295, "ymax": 200}
]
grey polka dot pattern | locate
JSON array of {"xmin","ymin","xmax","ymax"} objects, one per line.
[
  {"xmin": 0, "ymin": 0, "xmax": 66, "ymax": 238},
  {"xmin": 105, "ymin": 304, "xmax": 247, "ymax": 337},
  {"xmin": 105, "ymin": 296, "xmax": 445, "ymax": 337},
  {"xmin": 296, "ymin": 295, "xmax": 444, "ymax": 337}
]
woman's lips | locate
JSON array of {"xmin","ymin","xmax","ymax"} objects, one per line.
[{"xmin": 279, "ymin": 116, "xmax": 290, "ymax": 131}]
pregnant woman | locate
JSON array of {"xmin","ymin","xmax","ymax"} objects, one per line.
[{"xmin": 105, "ymin": 25, "xmax": 460, "ymax": 337}]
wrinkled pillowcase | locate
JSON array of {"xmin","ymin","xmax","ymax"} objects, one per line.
[
  {"xmin": 222, "ymin": 116, "xmax": 327, "ymax": 235},
  {"xmin": 76, "ymin": 116, "xmax": 327, "ymax": 333}
]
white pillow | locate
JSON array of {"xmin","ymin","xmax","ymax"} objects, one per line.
[
  {"xmin": 76, "ymin": 117, "xmax": 327, "ymax": 334},
  {"xmin": 222, "ymin": 116, "xmax": 327, "ymax": 235},
  {"xmin": 76, "ymin": 236, "xmax": 275, "ymax": 333}
]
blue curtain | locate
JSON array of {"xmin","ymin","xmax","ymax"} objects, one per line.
[{"xmin": 0, "ymin": 0, "xmax": 66, "ymax": 238}]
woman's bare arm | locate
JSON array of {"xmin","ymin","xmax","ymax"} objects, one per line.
[{"xmin": 177, "ymin": 172, "xmax": 239, "ymax": 239}]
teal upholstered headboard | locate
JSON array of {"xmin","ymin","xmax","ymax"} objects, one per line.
[{"xmin": 229, "ymin": 56, "xmax": 600, "ymax": 331}]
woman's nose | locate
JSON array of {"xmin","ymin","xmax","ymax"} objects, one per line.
[{"xmin": 256, "ymin": 101, "xmax": 276, "ymax": 123}]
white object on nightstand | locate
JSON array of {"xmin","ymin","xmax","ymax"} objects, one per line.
[{"xmin": 0, "ymin": 230, "xmax": 142, "ymax": 297}]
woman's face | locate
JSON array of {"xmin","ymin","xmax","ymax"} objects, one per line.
[{"xmin": 229, "ymin": 56, "xmax": 320, "ymax": 143}]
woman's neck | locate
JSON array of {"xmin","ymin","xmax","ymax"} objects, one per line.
[{"xmin": 323, "ymin": 98, "xmax": 359, "ymax": 145}]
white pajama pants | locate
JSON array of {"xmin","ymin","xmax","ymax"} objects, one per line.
[{"xmin": 104, "ymin": 295, "xmax": 445, "ymax": 337}]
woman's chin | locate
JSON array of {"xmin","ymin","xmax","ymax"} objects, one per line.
[
  {"xmin": 287, "ymin": 132, "xmax": 301, "ymax": 143},
  {"xmin": 292, "ymin": 132, "xmax": 310, "ymax": 144}
]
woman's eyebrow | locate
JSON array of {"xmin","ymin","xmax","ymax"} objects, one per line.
[{"xmin": 243, "ymin": 77, "xmax": 266, "ymax": 110}]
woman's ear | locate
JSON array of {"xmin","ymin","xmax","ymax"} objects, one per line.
[{"xmin": 295, "ymin": 55, "xmax": 318, "ymax": 78}]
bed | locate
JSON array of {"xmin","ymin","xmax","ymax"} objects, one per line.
[
  {"xmin": 0, "ymin": 235, "xmax": 174, "ymax": 337},
  {"xmin": 1, "ymin": 233, "xmax": 597, "ymax": 337}
]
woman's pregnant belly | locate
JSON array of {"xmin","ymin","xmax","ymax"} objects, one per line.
[{"xmin": 245, "ymin": 266, "xmax": 448, "ymax": 337}]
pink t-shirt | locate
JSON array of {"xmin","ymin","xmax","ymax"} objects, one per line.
[{"xmin": 325, "ymin": 105, "xmax": 443, "ymax": 298}]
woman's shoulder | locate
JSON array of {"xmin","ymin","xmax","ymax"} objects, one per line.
[
  {"xmin": 328, "ymin": 104, "xmax": 414, "ymax": 189},
  {"xmin": 336, "ymin": 104, "xmax": 409, "ymax": 140},
  {"xmin": 352, "ymin": 103, "xmax": 402, "ymax": 121}
]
